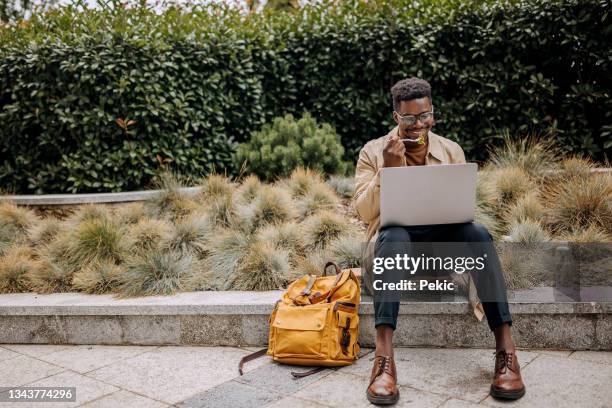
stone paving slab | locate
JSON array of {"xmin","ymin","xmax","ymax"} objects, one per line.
[
  {"xmin": 264, "ymin": 395, "xmax": 331, "ymax": 407},
  {"xmin": 0, "ymin": 345, "xmax": 611, "ymax": 407},
  {"xmin": 86, "ymin": 346, "xmax": 269, "ymax": 405},
  {"xmin": 80, "ymin": 390, "xmax": 169, "ymax": 408},
  {"xmin": 0, "ymin": 371, "xmax": 118, "ymax": 408},
  {"xmin": 569, "ymin": 350, "xmax": 612, "ymax": 365},
  {"xmin": 0, "ymin": 347, "xmax": 19, "ymax": 362},
  {"xmin": 0, "ymin": 354, "xmax": 64, "ymax": 387},
  {"xmin": 177, "ymin": 380, "xmax": 284, "ymax": 408},
  {"xmin": 2, "ymin": 344, "xmax": 72, "ymax": 358},
  {"xmin": 36, "ymin": 345, "xmax": 157, "ymax": 374},
  {"xmin": 480, "ymin": 354, "xmax": 612, "ymax": 408},
  {"xmin": 234, "ymin": 360, "xmax": 335, "ymax": 395}
]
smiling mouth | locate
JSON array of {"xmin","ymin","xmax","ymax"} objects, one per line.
[{"xmin": 405, "ymin": 129, "xmax": 428, "ymax": 138}]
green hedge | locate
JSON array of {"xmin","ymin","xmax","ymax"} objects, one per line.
[{"xmin": 1, "ymin": 0, "xmax": 610, "ymax": 193}]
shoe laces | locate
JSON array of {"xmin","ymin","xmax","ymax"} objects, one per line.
[
  {"xmin": 494, "ymin": 350, "xmax": 514, "ymax": 374},
  {"xmin": 376, "ymin": 356, "xmax": 393, "ymax": 375}
]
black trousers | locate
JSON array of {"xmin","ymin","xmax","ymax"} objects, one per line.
[{"xmin": 370, "ymin": 223, "xmax": 512, "ymax": 331}]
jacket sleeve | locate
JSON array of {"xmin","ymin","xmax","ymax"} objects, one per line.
[
  {"xmin": 352, "ymin": 147, "xmax": 380, "ymax": 224},
  {"xmin": 453, "ymin": 144, "xmax": 467, "ymax": 164}
]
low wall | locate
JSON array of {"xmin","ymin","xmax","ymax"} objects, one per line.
[{"xmin": 1, "ymin": 289, "xmax": 610, "ymax": 350}]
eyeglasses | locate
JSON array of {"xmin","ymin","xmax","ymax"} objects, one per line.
[{"xmin": 394, "ymin": 106, "xmax": 435, "ymax": 126}]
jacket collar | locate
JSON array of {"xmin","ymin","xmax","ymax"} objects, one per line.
[{"xmin": 387, "ymin": 126, "xmax": 444, "ymax": 163}]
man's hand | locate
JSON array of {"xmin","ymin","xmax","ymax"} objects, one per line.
[{"xmin": 382, "ymin": 133, "xmax": 406, "ymax": 167}]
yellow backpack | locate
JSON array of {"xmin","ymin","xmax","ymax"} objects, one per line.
[{"xmin": 239, "ymin": 262, "xmax": 361, "ymax": 377}]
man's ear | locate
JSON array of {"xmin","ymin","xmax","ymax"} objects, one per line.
[{"xmin": 392, "ymin": 111, "xmax": 399, "ymax": 124}]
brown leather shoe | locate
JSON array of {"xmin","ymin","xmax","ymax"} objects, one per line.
[
  {"xmin": 366, "ymin": 355, "xmax": 399, "ymax": 405},
  {"xmin": 490, "ymin": 349, "xmax": 526, "ymax": 400}
]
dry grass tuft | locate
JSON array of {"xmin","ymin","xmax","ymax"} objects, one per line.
[
  {"xmin": 66, "ymin": 205, "xmax": 110, "ymax": 225},
  {"xmin": 544, "ymin": 173, "xmax": 611, "ymax": 234},
  {"xmin": 27, "ymin": 254, "xmax": 73, "ymax": 293},
  {"xmin": 479, "ymin": 166, "xmax": 536, "ymax": 209},
  {"xmin": 557, "ymin": 156, "xmax": 597, "ymax": 181},
  {"xmin": 204, "ymin": 229, "xmax": 255, "ymax": 289},
  {"xmin": 505, "ymin": 192, "xmax": 545, "ymax": 225},
  {"xmin": 228, "ymin": 241, "xmax": 290, "ymax": 290},
  {"xmin": 124, "ymin": 218, "xmax": 173, "ymax": 256},
  {"xmin": 72, "ymin": 260, "xmax": 124, "ymax": 294},
  {"xmin": 498, "ymin": 245, "xmax": 543, "ymax": 290},
  {"xmin": 302, "ymin": 211, "xmax": 351, "ymax": 250},
  {"xmin": 291, "ymin": 252, "xmax": 329, "ymax": 279},
  {"xmin": 167, "ymin": 214, "xmax": 213, "ymax": 258},
  {"xmin": 199, "ymin": 174, "xmax": 236, "ymax": 202},
  {"xmin": 118, "ymin": 250, "xmax": 197, "ymax": 297},
  {"xmin": 63, "ymin": 217, "xmax": 125, "ymax": 268},
  {"xmin": 145, "ymin": 173, "xmax": 197, "ymax": 220},
  {"xmin": 327, "ymin": 176, "xmax": 355, "ymax": 199},
  {"xmin": 295, "ymin": 182, "xmax": 340, "ymax": 218},
  {"xmin": 328, "ymin": 235, "xmax": 363, "ymax": 269},
  {"xmin": 508, "ymin": 220, "xmax": 550, "ymax": 245},
  {"xmin": 474, "ymin": 207, "xmax": 503, "ymax": 241},
  {"xmin": 204, "ymin": 195, "xmax": 236, "ymax": 228},
  {"xmin": 257, "ymin": 221, "xmax": 304, "ymax": 252},
  {"xmin": 28, "ymin": 218, "xmax": 63, "ymax": 247},
  {"xmin": 238, "ymin": 185, "xmax": 297, "ymax": 231},
  {"xmin": 236, "ymin": 175, "xmax": 262, "ymax": 203},
  {"xmin": 557, "ymin": 224, "xmax": 611, "ymax": 243},
  {"xmin": 487, "ymin": 134, "xmax": 560, "ymax": 178},
  {"xmin": 0, "ymin": 246, "xmax": 36, "ymax": 293},
  {"xmin": 114, "ymin": 202, "xmax": 147, "ymax": 226},
  {"xmin": 282, "ymin": 167, "xmax": 325, "ymax": 198},
  {"xmin": 0, "ymin": 202, "xmax": 37, "ymax": 255}
]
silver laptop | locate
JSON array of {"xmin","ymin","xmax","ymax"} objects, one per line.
[{"xmin": 380, "ymin": 163, "xmax": 478, "ymax": 227}]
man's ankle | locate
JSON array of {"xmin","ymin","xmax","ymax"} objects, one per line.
[
  {"xmin": 375, "ymin": 342, "xmax": 394, "ymax": 357},
  {"xmin": 375, "ymin": 324, "xmax": 395, "ymax": 356},
  {"xmin": 495, "ymin": 344, "xmax": 516, "ymax": 353}
]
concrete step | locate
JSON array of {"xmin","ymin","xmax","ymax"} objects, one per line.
[{"xmin": 0, "ymin": 288, "xmax": 610, "ymax": 350}]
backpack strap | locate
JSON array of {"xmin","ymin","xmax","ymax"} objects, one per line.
[
  {"xmin": 290, "ymin": 366, "xmax": 327, "ymax": 378},
  {"xmin": 238, "ymin": 348, "xmax": 267, "ymax": 375},
  {"xmin": 323, "ymin": 261, "xmax": 341, "ymax": 276},
  {"xmin": 239, "ymin": 349, "xmax": 327, "ymax": 379},
  {"xmin": 300, "ymin": 274, "xmax": 317, "ymax": 296}
]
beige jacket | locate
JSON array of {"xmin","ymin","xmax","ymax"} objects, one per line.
[{"xmin": 352, "ymin": 126, "xmax": 484, "ymax": 320}]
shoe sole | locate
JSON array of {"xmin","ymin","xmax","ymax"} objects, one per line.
[
  {"xmin": 490, "ymin": 386, "xmax": 526, "ymax": 400},
  {"xmin": 366, "ymin": 389, "xmax": 400, "ymax": 405}
]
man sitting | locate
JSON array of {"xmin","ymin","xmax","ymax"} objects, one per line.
[{"xmin": 353, "ymin": 77, "xmax": 525, "ymax": 405}]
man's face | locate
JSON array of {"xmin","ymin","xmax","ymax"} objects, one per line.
[{"xmin": 392, "ymin": 97, "xmax": 434, "ymax": 140}]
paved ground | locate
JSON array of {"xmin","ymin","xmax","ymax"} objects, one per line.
[{"xmin": 0, "ymin": 345, "xmax": 610, "ymax": 407}]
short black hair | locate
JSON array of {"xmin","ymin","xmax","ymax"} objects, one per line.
[{"xmin": 391, "ymin": 77, "xmax": 432, "ymax": 111}]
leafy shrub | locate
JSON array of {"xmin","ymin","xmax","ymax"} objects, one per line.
[{"xmin": 234, "ymin": 113, "xmax": 349, "ymax": 181}]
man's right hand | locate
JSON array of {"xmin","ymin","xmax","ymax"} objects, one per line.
[{"xmin": 382, "ymin": 133, "xmax": 406, "ymax": 167}]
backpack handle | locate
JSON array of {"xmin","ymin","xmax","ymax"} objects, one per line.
[{"xmin": 322, "ymin": 261, "xmax": 341, "ymax": 276}]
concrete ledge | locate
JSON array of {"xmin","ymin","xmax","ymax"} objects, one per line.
[
  {"xmin": 0, "ymin": 289, "xmax": 610, "ymax": 350},
  {"xmin": 0, "ymin": 187, "xmax": 202, "ymax": 206}
]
